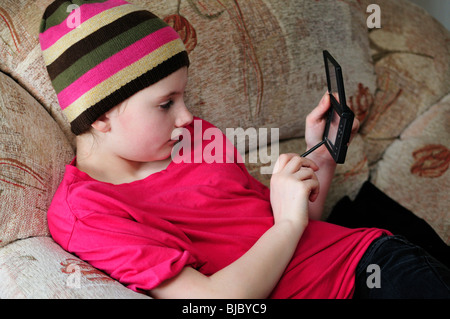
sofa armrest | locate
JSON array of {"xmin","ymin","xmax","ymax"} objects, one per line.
[{"xmin": 0, "ymin": 237, "xmax": 150, "ymax": 299}]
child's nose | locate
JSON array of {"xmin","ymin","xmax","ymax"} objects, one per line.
[{"xmin": 175, "ymin": 103, "xmax": 193, "ymax": 128}]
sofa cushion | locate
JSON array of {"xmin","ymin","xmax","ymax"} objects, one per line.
[
  {"xmin": 169, "ymin": 0, "xmax": 376, "ymax": 142},
  {"xmin": 360, "ymin": 0, "xmax": 450, "ymax": 163},
  {"xmin": 0, "ymin": 71, "xmax": 73, "ymax": 248},
  {"xmin": 372, "ymin": 94, "xmax": 450, "ymax": 243},
  {"xmin": 0, "ymin": 237, "xmax": 150, "ymax": 298}
]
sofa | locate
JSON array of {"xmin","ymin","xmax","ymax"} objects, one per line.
[{"xmin": 0, "ymin": 0, "xmax": 448, "ymax": 298}]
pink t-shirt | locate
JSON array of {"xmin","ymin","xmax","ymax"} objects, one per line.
[{"xmin": 48, "ymin": 117, "xmax": 388, "ymax": 298}]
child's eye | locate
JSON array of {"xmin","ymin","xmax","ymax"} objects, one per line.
[{"xmin": 159, "ymin": 100, "xmax": 174, "ymax": 110}]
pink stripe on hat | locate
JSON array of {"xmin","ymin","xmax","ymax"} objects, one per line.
[
  {"xmin": 57, "ymin": 26, "xmax": 180, "ymax": 110},
  {"xmin": 40, "ymin": 0, "xmax": 129, "ymax": 51}
]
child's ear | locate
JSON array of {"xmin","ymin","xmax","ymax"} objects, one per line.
[{"xmin": 91, "ymin": 114, "xmax": 111, "ymax": 133}]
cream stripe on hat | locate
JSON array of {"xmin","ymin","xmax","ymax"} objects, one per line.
[{"xmin": 42, "ymin": 4, "xmax": 140, "ymax": 65}]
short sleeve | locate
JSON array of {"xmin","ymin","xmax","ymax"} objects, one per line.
[{"xmin": 68, "ymin": 210, "xmax": 202, "ymax": 293}]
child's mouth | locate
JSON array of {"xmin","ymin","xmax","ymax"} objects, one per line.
[
  {"xmin": 170, "ymin": 128, "xmax": 184, "ymax": 144},
  {"xmin": 169, "ymin": 135, "xmax": 182, "ymax": 146}
]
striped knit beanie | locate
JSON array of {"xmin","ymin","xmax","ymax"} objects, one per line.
[{"xmin": 39, "ymin": 0, "xmax": 190, "ymax": 135}]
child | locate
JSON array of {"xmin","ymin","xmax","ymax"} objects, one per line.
[{"xmin": 41, "ymin": 0, "xmax": 449, "ymax": 298}]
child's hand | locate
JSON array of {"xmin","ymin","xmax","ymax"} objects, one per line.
[
  {"xmin": 305, "ymin": 92, "xmax": 360, "ymax": 164},
  {"xmin": 270, "ymin": 154, "xmax": 319, "ymax": 229}
]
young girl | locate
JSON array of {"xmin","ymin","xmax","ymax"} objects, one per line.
[{"xmin": 41, "ymin": 0, "xmax": 449, "ymax": 298}]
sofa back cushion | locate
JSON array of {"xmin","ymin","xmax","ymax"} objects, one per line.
[
  {"xmin": 0, "ymin": 0, "xmax": 376, "ymax": 145},
  {"xmin": 0, "ymin": 72, "xmax": 74, "ymax": 248},
  {"xmin": 360, "ymin": 0, "xmax": 450, "ymax": 163}
]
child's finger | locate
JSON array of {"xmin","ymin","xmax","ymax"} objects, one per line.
[
  {"xmin": 349, "ymin": 118, "xmax": 360, "ymax": 143},
  {"xmin": 282, "ymin": 155, "xmax": 319, "ymax": 174},
  {"xmin": 309, "ymin": 184, "xmax": 320, "ymax": 202},
  {"xmin": 297, "ymin": 157, "xmax": 319, "ymax": 171},
  {"xmin": 273, "ymin": 154, "xmax": 319, "ymax": 174},
  {"xmin": 272, "ymin": 153, "xmax": 296, "ymax": 174},
  {"xmin": 293, "ymin": 166, "xmax": 317, "ymax": 181},
  {"xmin": 307, "ymin": 92, "xmax": 330, "ymax": 123},
  {"xmin": 303, "ymin": 178, "xmax": 320, "ymax": 203},
  {"xmin": 352, "ymin": 118, "xmax": 360, "ymax": 134}
]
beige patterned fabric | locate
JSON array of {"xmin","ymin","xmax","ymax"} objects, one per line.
[
  {"xmin": 359, "ymin": 0, "xmax": 450, "ymax": 163},
  {"xmin": 0, "ymin": 72, "xmax": 73, "ymax": 249},
  {"xmin": 372, "ymin": 94, "xmax": 450, "ymax": 243},
  {"xmin": 0, "ymin": 237, "xmax": 150, "ymax": 298}
]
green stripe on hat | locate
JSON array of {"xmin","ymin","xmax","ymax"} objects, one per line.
[
  {"xmin": 50, "ymin": 13, "xmax": 167, "ymax": 93},
  {"xmin": 41, "ymin": 0, "xmax": 110, "ymax": 32}
]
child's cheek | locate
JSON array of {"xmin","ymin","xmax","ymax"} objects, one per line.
[{"xmin": 117, "ymin": 109, "xmax": 138, "ymax": 133}]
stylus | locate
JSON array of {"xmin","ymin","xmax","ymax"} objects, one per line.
[{"xmin": 301, "ymin": 140, "xmax": 325, "ymax": 158}]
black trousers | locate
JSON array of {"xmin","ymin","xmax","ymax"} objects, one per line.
[
  {"xmin": 352, "ymin": 234, "xmax": 450, "ymax": 298},
  {"xmin": 327, "ymin": 181, "xmax": 450, "ymax": 269}
]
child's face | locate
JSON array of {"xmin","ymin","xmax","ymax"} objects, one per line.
[{"xmin": 104, "ymin": 67, "xmax": 193, "ymax": 163}]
